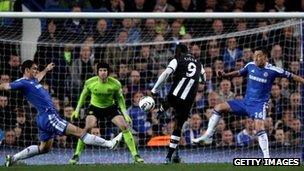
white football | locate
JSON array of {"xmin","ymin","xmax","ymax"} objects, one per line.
[{"xmin": 139, "ymin": 96, "xmax": 155, "ymax": 112}]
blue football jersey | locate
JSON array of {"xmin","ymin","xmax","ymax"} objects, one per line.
[
  {"xmin": 239, "ymin": 62, "xmax": 292, "ymax": 103},
  {"xmin": 10, "ymin": 78, "xmax": 54, "ymax": 114}
]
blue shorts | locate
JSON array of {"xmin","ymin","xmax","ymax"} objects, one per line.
[
  {"xmin": 227, "ymin": 100, "xmax": 268, "ymax": 120},
  {"xmin": 36, "ymin": 108, "xmax": 68, "ymax": 142}
]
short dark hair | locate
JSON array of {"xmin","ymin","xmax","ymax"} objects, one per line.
[
  {"xmin": 175, "ymin": 43, "xmax": 188, "ymax": 55},
  {"xmin": 97, "ymin": 62, "xmax": 110, "ymax": 72},
  {"xmin": 21, "ymin": 60, "xmax": 35, "ymax": 73},
  {"xmin": 255, "ymin": 48, "xmax": 269, "ymax": 57}
]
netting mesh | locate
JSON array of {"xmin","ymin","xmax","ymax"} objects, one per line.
[{"xmin": 0, "ymin": 17, "xmax": 302, "ymax": 163}]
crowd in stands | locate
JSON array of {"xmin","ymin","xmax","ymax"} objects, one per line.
[{"xmin": 0, "ymin": 0, "xmax": 302, "ymax": 150}]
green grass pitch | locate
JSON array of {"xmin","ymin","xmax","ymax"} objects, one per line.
[{"xmin": 0, "ymin": 163, "xmax": 303, "ymax": 171}]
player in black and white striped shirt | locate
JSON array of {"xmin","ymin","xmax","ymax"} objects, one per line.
[{"xmin": 151, "ymin": 44, "xmax": 206, "ymax": 163}]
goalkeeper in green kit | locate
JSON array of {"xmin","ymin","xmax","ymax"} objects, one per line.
[{"xmin": 69, "ymin": 62, "xmax": 144, "ymax": 164}]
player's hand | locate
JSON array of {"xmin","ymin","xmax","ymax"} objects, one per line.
[
  {"xmin": 123, "ymin": 113, "xmax": 132, "ymax": 124},
  {"xmin": 217, "ymin": 70, "xmax": 226, "ymax": 78},
  {"xmin": 46, "ymin": 63, "xmax": 55, "ymax": 72},
  {"xmin": 71, "ymin": 111, "xmax": 79, "ymax": 121}
]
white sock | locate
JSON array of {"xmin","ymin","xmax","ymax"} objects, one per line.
[
  {"xmin": 81, "ymin": 133, "xmax": 111, "ymax": 147},
  {"xmin": 205, "ymin": 111, "xmax": 221, "ymax": 136},
  {"xmin": 13, "ymin": 145, "xmax": 40, "ymax": 161},
  {"xmin": 257, "ymin": 130, "xmax": 270, "ymax": 158}
]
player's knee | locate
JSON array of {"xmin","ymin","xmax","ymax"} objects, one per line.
[{"xmin": 214, "ymin": 102, "xmax": 230, "ymax": 113}]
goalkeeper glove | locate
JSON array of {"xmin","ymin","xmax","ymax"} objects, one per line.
[
  {"xmin": 71, "ymin": 110, "xmax": 80, "ymax": 121},
  {"xmin": 123, "ymin": 113, "xmax": 132, "ymax": 124}
]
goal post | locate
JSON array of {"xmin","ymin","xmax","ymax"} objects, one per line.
[{"xmin": 0, "ymin": 12, "xmax": 303, "ymax": 164}]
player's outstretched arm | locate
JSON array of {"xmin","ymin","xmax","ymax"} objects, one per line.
[
  {"xmin": 36, "ymin": 63, "xmax": 55, "ymax": 82},
  {"xmin": 0, "ymin": 83, "xmax": 11, "ymax": 90},
  {"xmin": 291, "ymin": 74, "xmax": 304, "ymax": 84},
  {"xmin": 151, "ymin": 67, "xmax": 174, "ymax": 94}
]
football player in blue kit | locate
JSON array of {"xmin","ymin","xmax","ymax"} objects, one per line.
[
  {"xmin": 192, "ymin": 48, "xmax": 304, "ymax": 158},
  {"xmin": 0, "ymin": 60, "xmax": 122, "ymax": 167}
]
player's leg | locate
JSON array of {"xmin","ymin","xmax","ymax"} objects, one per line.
[
  {"xmin": 111, "ymin": 114, "xmax": 144, "ymax": 163},
  {"xmin": 70, "ymin": 115, "xmax": 97, "ymax": 164},
  {"xmin": 255, "ymin": 119, "xmax": 269, "ymax": 158},
  {"xmin": 192, "ymin": 102, "xmax": 231, "ymax": 144},
  {"xmin": 5, "ymin": 139, "xmax": 53, "ymax": 167},
  {"xmin": 250, "ymin": 103, "xmax": 269, "ymax": 158},
  {"xmin": 165, "ymin": 113, "xmax": 188, "ymax": 163},
  {"xmin": 156, "ymin": 99, "xmax": 170, "ymax": 123},
  {"xmin": 65, "ymin": 122, "xmax": 121, "ymax": 149},
  {"xmin": 193, "ymin": 99, "xmax": 249, "ymax": 144}
]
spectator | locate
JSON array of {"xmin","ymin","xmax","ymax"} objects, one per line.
[
  {"xmin": 222, "ymin": 37, "xmax": 243, "ymax": 71},
  {"xmin": 63, "ymin": 105, "xmax": 74, "ymax": 120},
  {"xmin": 55, "ymin": 135, "xmax": 71, "ymax": 148},
  {"xmin": 191, "ymin": 44, "xmax": 202, "ymax": 61},
  {"xmin": 106, "ymin": 0, "xmax": 125, "ymax": 12},
  {"xmin": 264, "ymin": 117, "xmax": 275, "ymax": 142},
  {"xmin": 70, "ymin": 44, "xmax": 94, "ymax": 103},
  {"xmin": 236, "ymin": 118, "xmax": 256, "ymax": 146},
  {"xmin": 4, "ymin": 54, "xmax": 22, "ymax": 81},
  {"xmin": 125, "ymin": 0, "xmax": 153, "ymax": 12},
  {"xmin": 13, "ymin": 108, "xmax": 37, "ymax": 146},
  {"xmin": 272, "ymin": 128, "xmax": 289, "ymax": 147},
  {"xmin": 64, "ymin": 5, "xmax": 91, "ymax": 42},
  {"xmin": 231, "ymin": 76, "xmax": 245, "ymax": 97},
  {"xmin": 203, "ymin": 66, "xmax": 216, "ymax": 93},
  {"xmin": 280, "ymin": 78, "xmax": 291, "ymax": 99},
  {"xmin": 289, "ymin": 92, "xmax": 301, "ymax": 117},
  {"xmin": 94, "ymin": 19, "xmax": 111, "ymax": 44},
  {"xmin": 164, "ymin": 20, "xmax": 183, "ymax": 50},
  {"xmin": 280, "ymin": 27, "xmax": 297, "ymax": 61},
  {"xmin": 204, "ymin": 91, "xmax": 220, "ymax": 112},
  {"xmin": 290, "ymin": 118, "xmax": 301, "ymax": 146},
  {"xmin": 192, "ymin": 83, "xmax": 205, "ymax": 113},
  {"xmin": 269, "ymin": 44, "xmax": 286, "ymax": 68},
  {"xmin": 141, "ymin": 19, "xmax": 157, "ymax": 42},
  {"xmin": 126, "ymin": 70, "xmax": 148, "ymax": 104},
  {"xmin": 214, "ymin": 118, "xmax": 226, "ymax": 144},
  {"xmin": 117, "ymin": 61, "xmax": 130, "ymax": 86},
  {"xmin": 119, "ymin": 18, "xmax": 141, "ymax": 43},
  {"xmin": 38, "ymin": 19, "xmax": 58, "ymax": 43},
  {"xmin": 154, "ymin": 0, "xmax": 175, "ymax": 12},
  {"xmin": 271, "ymin": 0, "xmax": 287, "ymax": 12},
  {"xmin": 135, "ymin": 46, "xmax": 157, "ymax": 75},
  {"xmin": 242, "ymin": 48, "xmax": 253, "ymax": 63},
  {"xmin": 182, "ymin": 113, "xmax": 202, "ymax": 145},
  {"xmin": 150, "ymin": 34, "xmax": 173, "ymax": 67},
  {"xmin": 269, "ymin": 84, "xmax": 289, "ymax": 121},
  {"xmin": 105, "ymin": 30, "xmax": 134, "ymax": 65},
  {"xmin": 255, "ymin": 0, "xmax": 266, "ymax": 12},
  {"xmin": 210, "ymin": 19, "xmax": 224, "ymax": 36},
  {"xmin": 0, "ymin": 95, "xmax": 13, "ymax": 130},
  {"xmin": 128, "ymin": 91, "xmax": 152, "ymax": 145},
  {"xmin": 177, "ymin": 0, "xmax": 195, "ymax": 12},
  {"xmin": 218, "ymin": 79, "xmax": 235, "ymax": 102},
  {"xmin": 233, "ymin": 0, "xmax": 246, "ymax": 11},
  {"xmin": 204, "ymin": 39, "xmax": 221, "ymax": 66},
  {"xmin": 217, "ymin": 129, "xmax": 235, "ymax": 147},
  {"xmin": 3, "ymin": 129, "xmax": 17, "ymax": 146},
  {"xmin": 0, "ymin": 74, "xmax": 10, "ymax": 84}
]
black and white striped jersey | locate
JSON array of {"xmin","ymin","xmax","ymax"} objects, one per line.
[{"xmin": 168, "ymin": 53, "xmax": 202, "ymax": 103}]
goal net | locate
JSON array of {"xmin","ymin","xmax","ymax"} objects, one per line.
[{"xmin": 0, "ymin": 14, "xmax": 303, "ymax": 164}]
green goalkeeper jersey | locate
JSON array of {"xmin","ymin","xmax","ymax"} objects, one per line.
[{"xmin": 75, "ymin": 76, "xmax": 127, "ymax": 114}]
